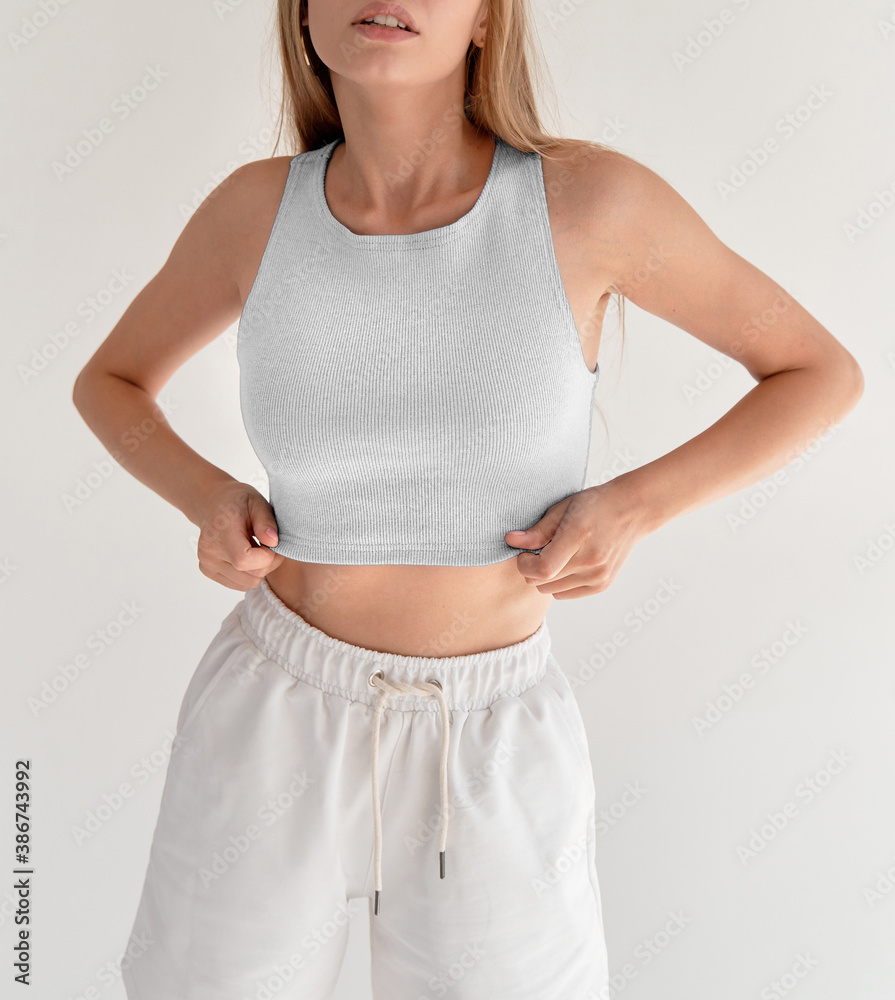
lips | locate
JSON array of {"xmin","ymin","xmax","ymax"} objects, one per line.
[{"xmin": 351, "ymin": 3, "xmax": 419, "ymax": 34}]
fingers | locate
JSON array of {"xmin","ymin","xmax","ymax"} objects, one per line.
[
  {"xmin": 223, "ymin": 534, "xmax": 287, "ymax": 583},
  {"xmin": 550, "ymin": 583, "xmax": 608, "ymax": 600},
  {"xmin": 198, "ymin": 560, "xmax": 267, "ymax": 592},
  {"xmin": 196, "ymin": 482, "xmax": 283, "ymax": 589},
  {"xmin": 224, "ymin": 527, "xmax": 280, "ymax": 574},
  {"xmin": 505, "ymin": 500, "xmax": 567, "ymax": 552},
  {"xmin": 515, "ymin": 529, "xmax": 614, "ymax": 597},
  {"xmin": 218, "ymin": 508, "xmax": 281, "ymax": 574},
  {"xmin": 514, "ymin": 527, "xmax": 581, "ymax": 585},
  {"xmin": 248, "ymin": 495, "xmax": 280, "ymax": 548},
  {"xmin": 505, "ymin": 526, "xmax": 549, "ymax": 549},
  {"xmin": 530, "ymin": 569, "xmax": 612, "ymax": 598},
  {"xmin": 199, "ymin": 553, "xmax": 286, "ymax": 591},
  {"xmin": 506, "ymin": 498, "xmax": 578, "ymax": 577}
]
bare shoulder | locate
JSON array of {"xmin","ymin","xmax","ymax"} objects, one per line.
[
  {"xmin": 219, "ymin": 154, "xmax": 295, "ymax": 211},
  {"xmin": 191, "ymin": 154, "xmax": 296, "ymax": 301},
  {"xmin": 539, "ymin": 138, "xmax": 647, "ymax": 214},
  {"xmin": 188, "ymin": 154, "xmax": 295, "ymax": 233},
  {"xmin": 538, "ymin": 139, "xmax": 658, "ymax": 290},
  {"xmin": 541, "ymin": 138, "xmax": 730, "ymax": 294}
]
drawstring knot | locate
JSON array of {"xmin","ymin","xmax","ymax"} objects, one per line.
[{"xmin": 368, "ymin": 668, "xmax": 451, "ymax": 916}]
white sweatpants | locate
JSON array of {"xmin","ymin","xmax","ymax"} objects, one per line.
[{"xmin": 122, "ymin": 577, "xmax": 609, "ymax": 999}]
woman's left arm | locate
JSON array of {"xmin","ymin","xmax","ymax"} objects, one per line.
[{"xmin": 509, "ymin": 150, "xmax": 865, "ymax": 597}]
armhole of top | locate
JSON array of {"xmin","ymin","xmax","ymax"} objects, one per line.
[
  {"xmin": 239, "ymin": 154, "xmax": 302, "ymax": 321},
  {"xmin": 531, "ymin": 151, "xmax": 600, "ymax": 381}
]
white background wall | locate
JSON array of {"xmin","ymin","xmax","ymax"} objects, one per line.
[{"xmin": 2, "ymin": 0, "xmax": 894, "ymax": 998}]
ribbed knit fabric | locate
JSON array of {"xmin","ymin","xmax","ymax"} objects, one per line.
[{"xmin": 236, "ymin": 134, "xmax": 600, "ymax": 566}]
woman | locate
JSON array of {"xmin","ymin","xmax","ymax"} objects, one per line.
[{"xmin": 72, "ymin": 1, "xmax": 863, "ymax": 997}]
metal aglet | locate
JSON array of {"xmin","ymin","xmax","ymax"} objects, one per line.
[
  {"xmin": 374, "ymin": 889, "xmax": 381, "ymax": 915},
  {"xmin": 439, "ymin": 850, "xmax": 446, "ymax": 879}
]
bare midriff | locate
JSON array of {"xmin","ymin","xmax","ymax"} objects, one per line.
[{"xmin": 264, "ymin": 558, "xmax": 553, "ymax": 656}]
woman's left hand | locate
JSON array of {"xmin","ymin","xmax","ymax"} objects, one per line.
[{"xmin": 504, "ymin": 478, "xmax": 653, "ymax": 599}]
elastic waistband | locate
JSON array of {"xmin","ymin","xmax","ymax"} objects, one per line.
[{"xmin": 236, "ymin": 577, "xmax": 552, "ymax": 712}]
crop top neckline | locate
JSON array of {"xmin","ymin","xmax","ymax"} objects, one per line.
[{"xmin": 313, "ymin": 134, "xmax": 506, "ymax": 250}]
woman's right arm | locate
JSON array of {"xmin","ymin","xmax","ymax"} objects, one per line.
[{"xmin": 71, "ymin": 157, "xmax": 292, "ymax": 589}]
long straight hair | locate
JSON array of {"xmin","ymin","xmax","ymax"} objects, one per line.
[{"xmin": 268, "ymin": 0, "xmax": 624, "ymax": 440}]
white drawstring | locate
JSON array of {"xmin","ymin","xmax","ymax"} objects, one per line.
[{"xmin": 368, "ymin": 669, "xmax": 451, "ymax": 916}]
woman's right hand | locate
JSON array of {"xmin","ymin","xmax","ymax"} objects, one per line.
[{"xmin": 196, "ymin": 479, "xmax": 286, "ymax": 591}]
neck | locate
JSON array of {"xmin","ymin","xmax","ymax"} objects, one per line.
[{"xmin": 327, "ymin": 80, "xmax": 494, "ymax": 219}]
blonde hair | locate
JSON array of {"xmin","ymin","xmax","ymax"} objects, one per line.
[{"xmin": 269, "ymin": 0, "xmax": 624, "ymax": 439}]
